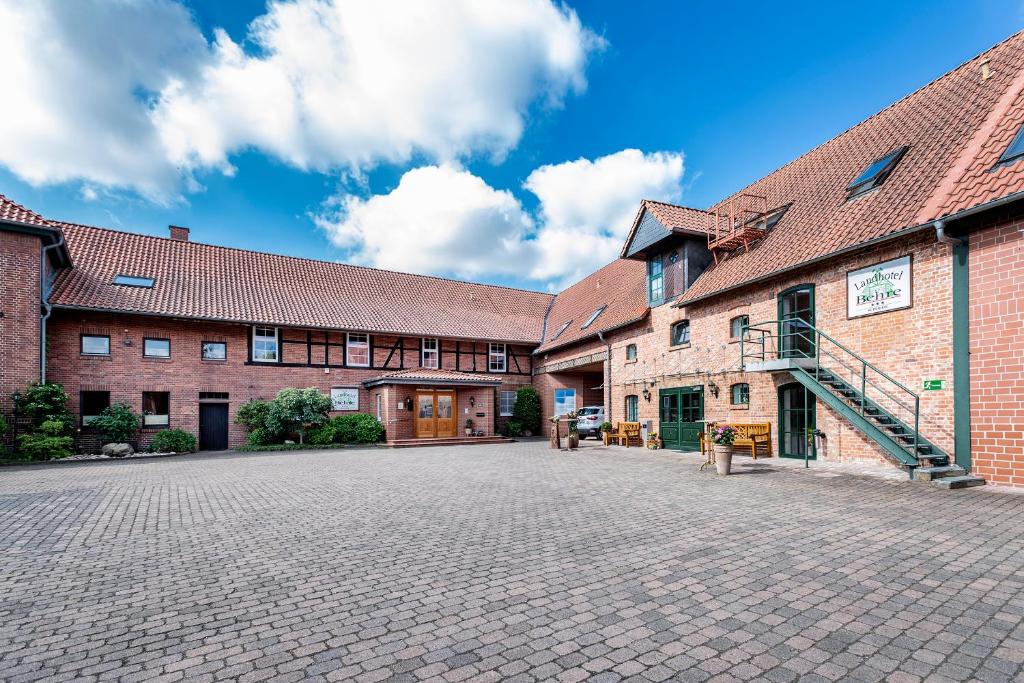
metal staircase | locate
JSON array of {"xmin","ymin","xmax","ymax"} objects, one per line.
[{"xmin": 741, "ymin": 320, "xmax": 983, "ymax": 488}]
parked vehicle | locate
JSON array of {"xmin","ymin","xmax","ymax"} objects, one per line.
[{"xmin": 575, "ymin": 406, "xmax": 605, "ymax": 438}]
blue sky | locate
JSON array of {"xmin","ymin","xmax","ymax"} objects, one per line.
[{"xmin": 0, "ymin": 0, "xmax": 1016, "ymax": 290}]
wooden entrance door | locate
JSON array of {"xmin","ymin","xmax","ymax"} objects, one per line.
[
  {"xmin": 415, "ymin": 390, "xmax": 457, "ymax": 438},
  {"xmin": 199, "ymin": 403, "xmax": 229, "ymax": 450}
]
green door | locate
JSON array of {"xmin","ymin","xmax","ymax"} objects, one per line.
[
  {"xmin": 659, "ymin": 386, "xmax": 704, "ymax": 451},
  {"xmin": 778, "ymin": 383, "xmax": 816, "ymax": 459},
  {"xmin": 778, "ymin": 284, "xmax": 815, "ymax": 358}
]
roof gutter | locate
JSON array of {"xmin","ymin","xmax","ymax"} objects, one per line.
[
  {"xmin": 39, "ymin": 232, "xmax": 66, "ymax": 384},
  {"xmin": 677, "ymin": 190, "xmax": 1024, "ymax": 308}
]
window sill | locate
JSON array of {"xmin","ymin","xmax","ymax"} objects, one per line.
[
  {"xmin": 80, "ymin": 354, "xmax": 112, "ymax": 360},
  {"xmin": 201, "ymin": 359, "xmax": 228, "ymax": 363},
  {"xmin": 669, "ymin": 343, "xmax": 691, "ymax": 351},
  {"xmin": 142, "ymin": 424, "xmax": 170, "ymax": 430},
  {"xmin": 729, "ymin": 404, "xmax": 750, "ymax": 411},
  {"xmin": 624, "ymin": 359, "xmax": 637, "ymax": 365},
  {"xmin": 142, "ymin": 356, "xmax": 172, "ymax": 361}
]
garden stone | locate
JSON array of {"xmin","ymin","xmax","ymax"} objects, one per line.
[{"xmin": 101, "ymin": 443, "xmax": 133, "ymax": 458}]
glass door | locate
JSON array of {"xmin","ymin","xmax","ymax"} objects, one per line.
[
  {"xmin": 659, "ymin": 390, "xmax": 679, "ymax": 448},
  {"xmin": 778, "ymin": 383, "xmax": 816, "ymax": 459},
  {"xmin": 435, "ymin": 392, "xmax": 455, "ymax": 437},
  {"xmin": 658, "ymin": 386, "xmax": 704, "ymax": 451},
  {"xmin": 416, "ymin": 392, "xmax": 435, "ymax": 438},
  {"xmin": 778, "ymin": 284, "xmax": 815, "ymax": 358}
]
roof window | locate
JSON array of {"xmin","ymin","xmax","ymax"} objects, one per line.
[
  {"xmin": 112, "ymin": 274, "xmax": 155, "ymax": 288},
  {"xmin": 580, "ymin": 306, "xmax": 607, "ymax": 330},
  {"xmin": 551, "ymin": 319, "xmax": 573, "ymax": 341},
  {"xmin": 847, "ymin": 146, "xmax": 908, "ymax": 198},
  {"xmin": 998, "ymin": 123, "xmax": 1024, "ymax": 164}
]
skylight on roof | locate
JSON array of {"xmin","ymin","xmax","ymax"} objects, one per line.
[
  {"xmin": 580, "ymin": 305, "xmax": 607, "ymax": 330},
  {"xmin": 998, "ymin": 123, "xmax": 1024, "ymax": 164},
  {"xmin": 846, "ymin": 146, "xmax": 908, "ymax": 198},
  {"xmin": 112, "ymin": 274, "xmax": 155, "ymax": 288},
  {"xmin": 551, "ymin": 319, "xmax": 573, "ymax": 340}
]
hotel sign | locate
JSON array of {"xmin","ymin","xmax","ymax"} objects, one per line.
[
  {"xmin": 330, "ymin": 387, "xmax": 359, "ymax": 411},
  {"xmin": 847, "ymin": 255, "xmax": 911, "ymax": 318}
]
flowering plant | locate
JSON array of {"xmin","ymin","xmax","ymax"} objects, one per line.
[{"xmin": 711, "ymin": 424, "xmax": 737, "ymax": 446}]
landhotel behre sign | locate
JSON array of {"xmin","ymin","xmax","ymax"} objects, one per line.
[{"xmin": 847, "ymin": 255, "xmax": 912, "ymax": 318}]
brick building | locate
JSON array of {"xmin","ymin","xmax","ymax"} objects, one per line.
[{"xmin": 2, "ymin": 33, "xmax": 1024, "ymax": 484}]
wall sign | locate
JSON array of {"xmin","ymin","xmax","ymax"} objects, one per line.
[
  {"xmin": 922, "ymin": 379, "xmax": 946, "ymax": 391},
  {"xmin": 847, "ymin": 255, "xmax": 911, "ymax": 318},
  {"xmin": 330, "ymin": 387, "xmax": 359, "ymax": 411}
]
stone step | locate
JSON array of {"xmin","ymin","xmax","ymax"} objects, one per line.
[
  {"xmin": 913, "ymin": 465, "xmax": 967, "ymax": 482},
  {"xmin": 930, "ymin": 475, "xmax": 986, "ymax": 490}
]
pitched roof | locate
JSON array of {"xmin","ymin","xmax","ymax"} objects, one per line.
[
  {"xmin": 679, "ymin": 31, "xmax": 1024, "ymax": 305},
  {"xmin": 620, "ymin": 200, "xmax": 710, "ymax": 258},
  {"xmin": 48, "ymin": 222, "xmax": 553, "ymax": 343},
  {"xmin": 535, "ymin": 258, "xmax": 648, "ymax": 354},
  {"xmin": 0, "ymin": 193, "xmax": 54, "ymax": 229},
  {"xmin": 363, "ymin": 368, "xmax": 502, "ymax": 387}
]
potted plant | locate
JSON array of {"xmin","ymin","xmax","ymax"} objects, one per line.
[
  {"xmin": 465, "ymin": 418, "xmax": 474, "ymax": 437},
  {"xmin": 600, "ymin": 421, "xmax": 614, "ymax": 445},
  {"xmin": 711, "ymin": 424, "xmax": 738, "ymax": 475},
  {"xmin": 565, "ymin": 410, "xmax": 580, "ymax": 450},
  {"xmin": 647, "ymin": 432, "xmax": 660, "ymax": 450}
]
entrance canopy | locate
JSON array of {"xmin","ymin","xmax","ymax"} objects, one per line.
[{"xmin": 363, "ymin": 368, "xmax": 503, "ymax": 388}]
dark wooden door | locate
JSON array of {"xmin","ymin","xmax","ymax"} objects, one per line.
[
  {"xmin": 659, "ymin": 386, "xmax": 703, "ymax": 451},
  {"xmin": 199, "ymin": 403, "xmax": 229, "ymax": 451}
]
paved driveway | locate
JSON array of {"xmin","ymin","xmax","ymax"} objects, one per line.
[{"xmin": 1, "ymin": 443, "xmax": 1023, "ymax": 683}]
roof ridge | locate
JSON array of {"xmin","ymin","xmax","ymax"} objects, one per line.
[
  {"xmin": 709, "ymin": 30, "xmax": 1024, "ymax": 210},
  {"xmin": 0, "ymin": 193, "xmax": 57, "ymax": 228},
  {"xmin": 642, "ymin": 198, "xmax": 708, "ymax": 212},
  {"xmin": 52, "ymin": 220, "xmax": 555, "ymax": 298}
]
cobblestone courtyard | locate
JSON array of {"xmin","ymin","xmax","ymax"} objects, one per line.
[{"xmin": 2, "ymin": 442, "xmax": 1023, "ymax": 683}]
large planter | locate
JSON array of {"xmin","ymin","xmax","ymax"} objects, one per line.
[
  {"xmin": 566, "ymin": 433, "xmax": 580, "ymax": 450},
  {"xmin": 714, "ymin": 444, "xmax": 733, "ymax": 475}
]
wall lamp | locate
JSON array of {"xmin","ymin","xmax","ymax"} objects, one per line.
[
  {"xmin": 707, "ymin": 381, "xmax": 720, "ymax": 399},
  {"xmin": 469, "ymin": 396, "xmax": 476, "ymax": 407}
]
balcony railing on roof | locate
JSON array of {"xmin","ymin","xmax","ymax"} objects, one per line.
[{"xmin": 706, "ymin": 193, "xmax": 769, "ymax": 259}]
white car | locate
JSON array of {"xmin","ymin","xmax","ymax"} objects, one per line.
[{"xmin": 575, "ymin": 406, "xmax": 605, "ymax": 439}]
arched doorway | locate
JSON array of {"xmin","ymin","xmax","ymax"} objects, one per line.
[{"xmin": 778, "ymin": 382, "xmax": 816, "ymax": 459}]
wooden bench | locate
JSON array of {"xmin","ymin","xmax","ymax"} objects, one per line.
[
  {"xmin": 699, "ymin": 422, "xmax": 772, "ymax": 459},
  {"xmin": 607, "ymin": 421, "xmax": 642, "ymax": 447}
]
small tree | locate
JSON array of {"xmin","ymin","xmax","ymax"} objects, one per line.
[
  {"xmin": 267, "ymin": 388, "xmax": 332, "ymax": 445},
  {"xmin": 513, "ymin": 386, "xmax": 541, "ymax": 434},
  {"xmin": 16, "ymin": 382, "xmax": 72, "ymax": 431},
  {"xmin": 90, "ymin": 402, "xmax": 141, "ymax": 444},
  {"xmin": 235, "ymin": 399, "xmax": 281, "ymax": 445}
]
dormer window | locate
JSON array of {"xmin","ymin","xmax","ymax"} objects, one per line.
[
  {"xmin": 580, "ymin": 306, "xmax": 606, "ymax": 330},
  {"xmin": 847, "ymin": 146, "xmax": 908, "ymax": 198},
  {"xmin": 998, "ymin": 123, "xmax": 1024, "ymax": 164},
  {"xmin": 112, "ymin": 274, "xmax": 155, "ymax": 288}
]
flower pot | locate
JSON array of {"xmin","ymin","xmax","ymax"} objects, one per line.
[
  {"xmin": 567, "ymin": 434, "xmax": 579, "ymax": 450},
  {"xmin": 714, "ymin": 444, "xmax": 733, "ymax": 475},
  {"xmin": 465, "ymin": 428, "xmax": 472, "ymax": 436}
]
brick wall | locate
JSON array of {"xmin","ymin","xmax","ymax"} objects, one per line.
[
  {"xmin": 608, "ymin": 232, "xmax": 955, "ymax": 465},
  {"xmin": 968, "ymin": 217, "xmax": 1024, "ymax": 485},
  {"xmin": 0, "ymin": 231, "xmax": 41, "ymax": 422},
  {"xmin": 47, "ymin": 310, "xmax": 531, "ymax": 449}
]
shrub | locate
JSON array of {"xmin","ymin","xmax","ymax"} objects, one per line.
[
  {"xmin": 89, "ymin": 402, "xmax": 140, "ymax": 443},
  {"xmin": 16, "ymin": 382, "xmax": 72, "ymax": 431},
  {"xmin": 600, "ymin": 421, "xmax": 613, "ymax": 433},
  {"xmin": 0, "ymin": 414, "xmax": 8, "ymax": 437},
  {"xmin": 235, "ymin": 399, "xmax": 282, "ymax": 446},
  {"xmin": 147, "ymin": 429, "xmax": 198, "ymax": 453},
  {"xmin": 513, "ymin": 386, "xmax": 541, "ymax": 434},
  {"xmin": 503, "ymin": 420, "xmax": 523, "ymax": 438},
  {"xmin": 267, "ymin": 388, "xmax": 332, "ymax": 445},
  {"xmin": 307, "ymin": 414, "xmax": 384, "ymax": 445},
  {"xmin": 17, "ymin": 433, "xmax": 74, "ymax": 461}
]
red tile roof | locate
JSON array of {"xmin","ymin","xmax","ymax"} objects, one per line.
[
  {"xmin": 0, "ymin": 193, "xmax": 56, "ymax": 229},
  {"xmin": 641, "ymin": 200, "xmax": 711, "ymax": 234},
  {"xmin": 535, "ymin": 258, "xmax": 648, "ymax": 353},
  {"xmin": 679, "ymin": 31, "xmax": 1024, "ymax": 305},
  {"xmin": 48, "ymin": 222, "xmax": 554, "ymax": 343},
  {"xmin": 363, "ymin": 368, "xmax": 503, "ymax": 387}
]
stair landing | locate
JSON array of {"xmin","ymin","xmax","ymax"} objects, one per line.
[{"xmin": 385, "ymin": 436, "xmax": 512, "ymax": 449}]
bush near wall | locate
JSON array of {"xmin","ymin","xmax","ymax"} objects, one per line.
[
  {"xmin": 16, "ymin": 420, "xmax": 74, "ymax": 461},
  {"xmin": 147, "ymin": 429, "xmax": 198, "ymax": 453},
  {"xmin": 513, "ymin": 386, "xmax": 541, "ymax": 435},
  {"xmin": 308, "ymin": 414, "xmax": 384, "ymax": 445}
]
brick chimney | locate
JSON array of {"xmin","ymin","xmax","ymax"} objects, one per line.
[{"xmin": 169, "ymin": 225, "xmax": 190, "ymax": 241}]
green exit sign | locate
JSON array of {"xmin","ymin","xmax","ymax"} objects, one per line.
[{"xmin": 923, "ymin": 379, "xmax": 946, "ymax": 391}]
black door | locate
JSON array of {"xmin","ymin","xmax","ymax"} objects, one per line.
[
  {"xmin": 778, "ymin": 383, "xmax": 816, "ymax": 459},
  {"xmin": 199, "ymin": 403, "xmax": 229, "ymax": 451}
]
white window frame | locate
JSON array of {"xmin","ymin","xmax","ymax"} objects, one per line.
[
  {"xmin": 347, "ymin": 333, "xmax": 370, "ymax": 367},
  {"xmin": 554, "ymin": 388, "xmax": 576, "ymax": 416},
  {"xmin": 421, "ymin": 338, "xmax": 439, "ymax": 369},
  {"xmin": 376, "ymin": 394, "xmax": 383, "ymax": 421},
  {"xmin": 252, "ymin": 326, "xmax": 279, "ymax": 363},
  {"xmin": 488, "ymin": 343, "xmax": 506, "ymax": 373},
  {"xmin": 499, "ymin": 390, "xmax": 517, "ymax": 417}
]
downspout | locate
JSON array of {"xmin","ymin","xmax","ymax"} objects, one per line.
[
  {"xmin": 598, "ymin": 331, "xmax": 612, "ymax": 423},
  {"xmin": 934, "ymin": 218, "xmax": 972, "ymax": 471},
  {"xmin": 39, "ymin": 234, "xmax": 65, "ymax": 384}
]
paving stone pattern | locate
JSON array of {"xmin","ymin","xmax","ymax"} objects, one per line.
[{"xmin": 1, "ymin": 443, "xmax": 1023, "ymax": 682}]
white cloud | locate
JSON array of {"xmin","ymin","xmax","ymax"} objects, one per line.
[
  {"xmin": 318, "ymin": 149, "xmax": 685, "ymax": 287},
  {"xmin": 0, "ymin": 0, "xmax": 601, "ymax": 199},
  {"xmin": 315, "ymin": 165, "xmax": 536, "ymax": 278}
]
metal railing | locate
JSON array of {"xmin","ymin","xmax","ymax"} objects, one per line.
[{"xmin": 740, "ymin": 319, "xmax": 921, "ymax": 460}]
